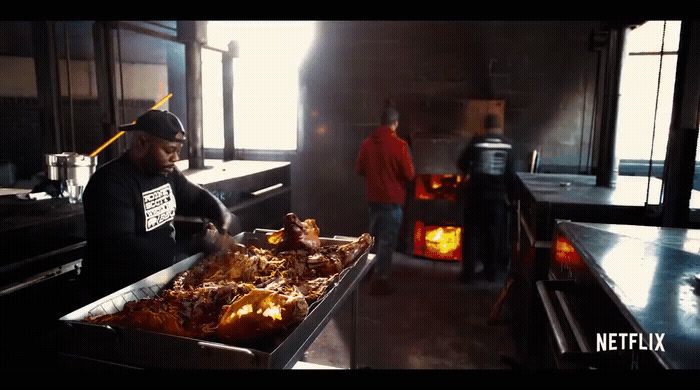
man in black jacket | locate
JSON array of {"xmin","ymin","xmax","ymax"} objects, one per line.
[
  {"xmin": 82, "ymin": 110, "xmax": 239, "ymax": 298},
  {"xmin": 457, "ymin": 114, "xmax": 513, "ymax": 282}
]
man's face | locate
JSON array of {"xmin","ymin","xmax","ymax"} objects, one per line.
[{"xmin": 144, "ymin": 132, "xmax": 184, "ymax": 175}]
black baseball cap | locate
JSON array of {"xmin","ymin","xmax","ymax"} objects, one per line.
[{"xmin": 119, "ymin": 110, "xmax": 186, "ymax": 142}]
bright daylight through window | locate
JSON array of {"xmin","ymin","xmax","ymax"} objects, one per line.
[
  {"xmin": 204, "ymin": 21, "xmax": 316, "ymax": 151},
  {"xmin": 615, "ymin": 21, "xmax": 681, "ymax": 164}
]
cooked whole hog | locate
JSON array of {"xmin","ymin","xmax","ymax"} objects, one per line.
[{"xmin": 85, "ymin": 214, "xmax": 373, "ymax": 344}]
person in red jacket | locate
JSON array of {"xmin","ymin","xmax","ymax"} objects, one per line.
[{"xmin": 355, "ymin": 107, "xmax": 415, "ymax": 295}]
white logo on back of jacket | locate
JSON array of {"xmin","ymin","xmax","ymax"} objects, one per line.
[
  {"xmin": 473, "ymin": 139, "xmax": 511, "ymax": 176},
  {"xmin": 142, "ymin": 183, "xmax": 176, "ymax": 231}
]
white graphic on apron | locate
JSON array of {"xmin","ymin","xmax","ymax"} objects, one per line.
[{"xmin": 142, "ymin": 183, "xmax": 176, "ymax": 231}]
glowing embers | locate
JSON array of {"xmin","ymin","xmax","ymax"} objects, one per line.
[
  {"xmin": 553, "ymin": 234, "xmax": 582, "ymax": 266},
  {"xmin": 415, "ymin": 174, "xmax": 464, "ymax": 201},
  {"xmin": 414, "ymin": 221, "xmax": 462, "ymax": 261}
]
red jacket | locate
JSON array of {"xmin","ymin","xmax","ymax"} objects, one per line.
[{"xmin": 355, "ymin": 126, "xmax": 415, "ymax": 205}]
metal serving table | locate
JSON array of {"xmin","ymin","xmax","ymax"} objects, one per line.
[
  {"xmin": 58, "ymin": 230, "xmax": 374, "ymax": 369},
  {"xmin": 540, "ymin": 221, "xmax": 700, "ymax": 369},
  {"xmin": 510, "ymin": 173, "xmax": 700, "ymax": 363}
]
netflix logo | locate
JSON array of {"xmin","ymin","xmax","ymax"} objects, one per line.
[{"xmin": 596, "ymin": 333, "xmax": 665, "ymax": 352}]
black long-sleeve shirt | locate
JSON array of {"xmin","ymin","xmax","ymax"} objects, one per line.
[{"xmin": 82, "ymin": 154, "xmax": 229, "ymax": 294}]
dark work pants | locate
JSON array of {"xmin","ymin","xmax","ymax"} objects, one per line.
[
  {"xmin": 462, "ymin": 196, "xmax": 506, "ymax": 278},
  {"xmin": 368, "ymin": 203, "xmax": 403, "ymax": 281}
]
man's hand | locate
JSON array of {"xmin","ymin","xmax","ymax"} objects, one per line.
[
  {"xmin": 202, "ymin": 222, "xmax": 236, "ymax": 253},
  {"xmin": 223, "ymin": 212, "xmax": 242, "ymax": 236}
]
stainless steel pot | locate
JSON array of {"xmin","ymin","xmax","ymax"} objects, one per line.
[{"xmin": 45, "ymin": 153, "xmax": 97, "ymax": 186}]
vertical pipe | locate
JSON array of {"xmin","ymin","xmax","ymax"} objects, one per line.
[
  {"xmin": 63, "ymin": 22, "xmax": 76, "ymax": 152},
  {"xmin": 646, "ymin": 21, "xmax": 668, "ymax": 207},
  {"xmin": 596, "ymin": 26, "xmax": 627, "ymax": 187},
  {"xmin": 178, "ymin": 21, "xmax": 207, "ymax": 169},
  {"xmin": 186, "ymin": 40, "xmax": 204, "ymax": 169},
  {"xmin": 50, "ymin": 22, "xmax": 66, "ymax": 152},
  {"xmin": 166, "ymin": 41, "xmax": 187, "ymax": 159},
  {"xmin": 32, "ymin": 21, "xmax": 63, "ymax": 154},
  {"xmin": 222, "ymin": 41, "xmax": 237, "ymax": 161},
  {"xmin": 92, "ymin": 21, "xmax": 120, "ymax": 163},
  {"xmin": 577, "ymin": 75, "xmax": 589, "ymax": 174},
  {"xmin": 587, "ymin": 50, "xmax": 602, "ymax": 174},
  {"xmin": 116, "ymin": 25, "xmax": 126, "ymax": 125},
  {"xmin": 661, "ymin": 21, "xmax": 700, "ymax": 227}
]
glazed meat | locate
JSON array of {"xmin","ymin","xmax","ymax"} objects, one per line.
[
  {"xmin": 88, "ymin": 282, "xmax": 254, "ymax": 338},
  {"xmin": 268, "ymin": 213, "xmax": 321, "ymax": 252},
  {"xmin": 217, "ymin": 289, "xmax": 308, "ymax": 343}
]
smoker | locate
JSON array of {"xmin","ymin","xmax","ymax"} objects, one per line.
[{"xmin": 405, "ymin": 136, "xmax": 468, "ymax": 261}]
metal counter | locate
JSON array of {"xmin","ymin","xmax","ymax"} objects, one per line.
[
  {"xmin": 0, "ymin": 197, "xmax": 85, "ymax": 293},
  {"xmin": 174, "ymin": 159, "xmax": 292, "ymax": 233},
  {"xmin": 510, "ymin": 173, "xmax": 700, "ymax": 363},
  {"xmin": 553, "ymin": 222, "xmax": 700, "ymax": 369}
]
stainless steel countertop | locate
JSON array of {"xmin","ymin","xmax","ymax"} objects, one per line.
[
  {"xmin": 558, "ymin": 221, "xmax": 700, "ymax": 369},
  {"xmin": 0, "ymin": 188, "xmax": 31, "ymax": 197},
  {"xmin": 518, "ymin": 173, "xmax": 700, "ymax": 208},
  {"xmin": 175, "ymin": 159, "xmax": 290, "ymax": 185},
  {"xmin": 0, "ymin": 197, "xmax": 83, "ymax": 233}
]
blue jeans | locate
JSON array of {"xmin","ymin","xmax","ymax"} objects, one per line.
[{"xmin": 368, "ymin": 203, "xmax": 403, "ymax": 280}]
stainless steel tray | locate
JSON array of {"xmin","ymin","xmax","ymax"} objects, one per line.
[{"xmin": 58, "ymin": 229, "xmax": 373, "ymax": 369}]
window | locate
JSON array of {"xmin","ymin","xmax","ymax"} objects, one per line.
[
  {"xmin": 615, "ymin": 21, "xmax": 684, "ymax": 204},
  {"xmin": 204, "ymin": 21, "xmax": 316, "ymax": 151},
  {"xmin": 615, "ymin": 21, "xmax": 681, "ymax": 167}
]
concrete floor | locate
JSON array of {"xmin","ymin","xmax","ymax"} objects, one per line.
[{"xmin": 303, "ymin": 252, "xmax": 517, "ymax": 369}]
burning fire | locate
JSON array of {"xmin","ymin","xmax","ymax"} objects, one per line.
[
  {"xmin": 414, "ymin": 221, "xmax": 462, "ymax": 261},
  {"xmin": 267, "ymin": 229, "xmax": 284, "ymax": 245},
  {"xmin": 426, "ymin": 227, "xmax": 462, "ymax": 256},
  {"xmin": 553, "ymin": 235, "xmax": 582, "ymax": 266},
  {"xmin": 415, "ymin": 174, "xmax": 464, "ymax": 201}
]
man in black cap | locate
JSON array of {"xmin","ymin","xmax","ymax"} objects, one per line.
[
  {"xmin": 457, "ymin": 114, "xmax": 513, "ymax": 282},
  {"xmin": 81, "ymin": 110, "xmax": 240, "ymax": 299}
]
